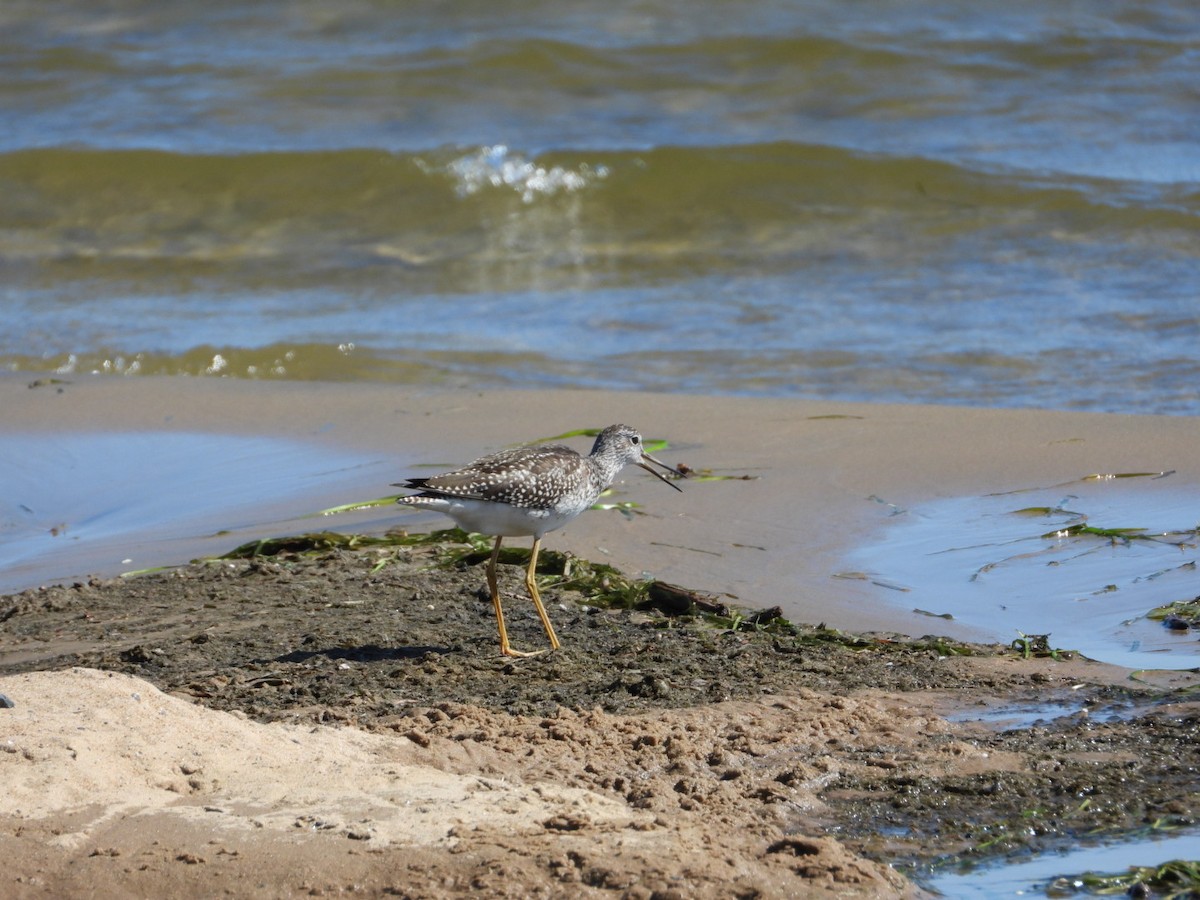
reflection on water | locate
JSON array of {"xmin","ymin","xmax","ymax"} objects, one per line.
[
  {"xmin": 844, "ymin": 473, "xmax": 1200, "ymax": 669},
  {"xmin": 924, "ymin": 832, "xmax": 1200, "ymax": 898}
]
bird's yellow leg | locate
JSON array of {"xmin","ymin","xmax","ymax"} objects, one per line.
[
  {"xmin": 487, "ymin": 536, "xmax": 514, "ymax": 656},
  {"xmin": 489, "ymin": 535, "xmax": 543, "ymax": 658},
  {"xmin": 525, "ymin": 537, "xmax": 561, "ymax": 651}
]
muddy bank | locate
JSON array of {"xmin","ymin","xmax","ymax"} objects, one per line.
[{"xmin": 2, "ymin": 537, "xmax": 1198, "ymax": 898}]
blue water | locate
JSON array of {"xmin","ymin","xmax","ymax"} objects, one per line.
[
  {"xmin": 846, "ymin": 473, "xmax": 1200, "ymax": 670},
  {"xmin": 0, "ymin": 432, "xmax": 383, "ymax": 592},
  {"xmin": 1, "ymin": 1, "xmax": 1198, "ymax": 414},
  {"xmin": 925, "ymin": 832, "xmax": 1200, "ymax": 898}
]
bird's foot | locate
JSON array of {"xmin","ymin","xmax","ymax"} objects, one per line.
[{"xmin": 500, "ymin": 645, "xmax": 554, "ymax": 659}]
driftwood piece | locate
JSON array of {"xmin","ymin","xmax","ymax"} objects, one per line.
[{"xmin": 644, "ymin": 581, "xmax": 730, "ymax": 617}]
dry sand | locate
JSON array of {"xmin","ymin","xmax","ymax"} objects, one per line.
[{"xmin": 2, "ymin": 666, "xmax": 917, "ymax": 898}]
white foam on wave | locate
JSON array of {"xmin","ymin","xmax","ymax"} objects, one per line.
[{"xmin": 431, "ymin": 145, "xmax": 609, "ymax": 203}]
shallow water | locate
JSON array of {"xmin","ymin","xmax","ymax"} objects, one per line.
[
  {"xmin": 944, "ymin": 698, "xmax": 1132, "ymax": 730},
  {"xmin": 0, "ymin": 432, "xmax": 385, "ymax": 593},
  {"xmin": 2, "ymin": 1, "xmax": 1199, "ymax": 414},
  {"xmin": 846, "ymin": 473, "xmax": 1200, "ymax": 669},
  {"xmin": 924, "ymin": 832, "xmax": 1200, "ymax": 898}
]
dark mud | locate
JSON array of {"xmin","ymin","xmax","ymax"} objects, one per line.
[{"xmin": 2, "ymin": 535, "xmax": 1199, "ymax": 893}]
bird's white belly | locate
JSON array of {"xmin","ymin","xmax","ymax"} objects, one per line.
[{"xmin": 439, "ymin": 498, "xmax": 577, "ymax": 538}]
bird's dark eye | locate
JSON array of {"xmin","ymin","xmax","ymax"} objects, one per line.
[{"xmin": 631, "ymin": 435, "xmax": 640, "ymax": 444}]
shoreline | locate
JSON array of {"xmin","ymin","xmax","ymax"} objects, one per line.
[{"xmin": 4, "ymin": 371, "xmax": 1200, "ymax": 643}]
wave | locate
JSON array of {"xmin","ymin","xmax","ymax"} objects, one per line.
[{"xmin": 2, "ymin": 143, "xmax": 1195, "ymax": 276}]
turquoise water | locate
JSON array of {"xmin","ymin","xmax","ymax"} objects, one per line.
[{"xmin": 2, "ymin": 1, "xmax": 1198, "ymax": 413}]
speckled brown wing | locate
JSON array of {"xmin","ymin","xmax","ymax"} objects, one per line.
[{"xmin": 400, "ymin": 444, "xmax": 585, "ymax": 508}]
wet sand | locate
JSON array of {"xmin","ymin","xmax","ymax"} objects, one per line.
[
  {"xmin": 3, "ymin": 373, "xmax": 1200, "ymax": 897},
  {"xmin": 6, "ymin": 372, "xmax": 1199, "ymax": 637}
]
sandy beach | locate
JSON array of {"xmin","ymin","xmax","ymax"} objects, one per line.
[
  {"xmin": 6, "ymin": 372, "xmax": 1198, "ymax": 637},
  {"xmin": 3, "ymin": 373, "xmax": 1199, "ymax": 897}
]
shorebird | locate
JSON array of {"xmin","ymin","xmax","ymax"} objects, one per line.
[{"xmin": 395, "ymin": 424, "xmax": 683, "ymax": 657}]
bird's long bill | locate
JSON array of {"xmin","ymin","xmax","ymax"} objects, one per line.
[{"xmin": 638, "ymin": 452, "xmax": 684, "ymax": 491}]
